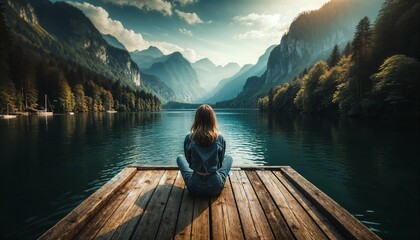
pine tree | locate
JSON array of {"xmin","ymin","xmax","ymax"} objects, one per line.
[
  {"xmin": 73, "ymin": 84, "xmax": 87, "ymax": 112},
  {"xmin": 351, "ymin": 17, "xmax": 373, "ymax": 104},
  {"xmin": 0, "ymin": 3, "xmax": 17, "ymax": 112},
  {"xmin": 342, "ymin": 42, "xmax": 351, "ymax": 56},
  {"xmin": 327, "ymin": 45, "xmax": 340, "ymax": 67}
]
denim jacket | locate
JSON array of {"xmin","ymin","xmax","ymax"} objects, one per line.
[{"xmin": 184, "ymin": 134, "xmax": 226, "ymax": 173}]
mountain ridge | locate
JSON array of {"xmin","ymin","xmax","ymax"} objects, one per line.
[
  {"xmin": 207, "ymin": 44, "xmax": 276, "ymax": 103},
  {"xmin": 5, "ymin": 0, "xmax": 142, "ymax": 87},
  {"xmin": 220, "ymin": 0, "xmax": 383, "ymax": 107},
  {"xmin": 192, "ymin": 58, "xmax": 241, "ymax": 90},
  {"xmin": 144, "ymin": 51, "xmax": 205, "ymax": 103}
]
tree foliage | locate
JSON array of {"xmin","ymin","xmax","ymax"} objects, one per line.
[
  {"xmin": 0, "ymin": 5, "xmax": 161, "ymax": 114},
  {"xmin": 259, "ymin": 1, "xmax": 419, "ymax": 119},
  {"xmin": 327, "ymin": 45, "xmax": 340, "ymax": 67},
  {"xmin": 372, "ymin": 55, "xmax": 420, "ymax": 117}
]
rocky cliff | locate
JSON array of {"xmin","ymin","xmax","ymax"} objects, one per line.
[
  {"xmin": 5, "ymin": 0, "xmax": 141, "ymax": 87},
  {"xmin": 222, "ymin": 0, "xmax": 383, "ymax": 107}
]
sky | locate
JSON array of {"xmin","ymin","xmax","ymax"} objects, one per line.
[{"xmin": 62, "ymin": 0, "xmax": 330, "ymax": 66}]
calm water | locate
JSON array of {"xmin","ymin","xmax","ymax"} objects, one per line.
[{"xmin": 0, "ymin": 110, "xmax": 419, "ymax": 239}]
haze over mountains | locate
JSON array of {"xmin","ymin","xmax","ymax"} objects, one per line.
[
  {"xmin": 207, "ymin": 45, "xmax": 276, "ymax": 103},
  {"xmin": 192, "ymin": 59, "xmax": 240, "ymax": 90},
  {"xmin": 3, "ymin": 0, "xmax": 243, "ymax": 104},
  {"xmin": 218, "ymin": 0, "xmax": 383, "ymax": 107},
  {"xmin": 2, "ymin": 0, "xmax": 385, "ymax": 107}
]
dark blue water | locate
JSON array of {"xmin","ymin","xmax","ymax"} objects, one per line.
[{"xmin": 0, "ymin": 111, "xmax": 418, "ymax": 239}]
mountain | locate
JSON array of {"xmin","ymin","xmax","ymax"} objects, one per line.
[
  {"xmin": 192, "ymin": 59, "xmax": 240, "ymax": 90},
  {"xmin": 207, "ymin": 45, "xmax": 276, "ymax": 103},
  {"xmin": 141, "ymin": 73, "xmax": 177, "ymax": 102},
  {"xmin": 143, "ymin": 52, "xmax": 205, "ymax": 103},
  {"xmin": 4, "ymin": 0, "xmax": 141, "ymax": 87},
  {"xmin": 102, "ymin": 34, "xmax": 127, "ymax": 51},
  {"xmin": 130, "ymin": 46, "xmax": 165, "ymax": 70},
  {"xmin": 193, "ymin": 58, "xmax": 216, "ymax": 70},
  {"xmin": 222, "ymin": 0, "xmax": 383, "ymax": 107}
]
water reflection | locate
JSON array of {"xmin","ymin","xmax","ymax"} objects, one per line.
[
  {"xmin": 0, "ymin": 111, "xmax": 418, "ymax": 239},
  {"xmin": 258, "ymin": 113, "xmax": 419, "ymax": 239}
]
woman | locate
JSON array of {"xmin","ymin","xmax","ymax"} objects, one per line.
[{"xmin": 177, "ymin": 104, "xmax": 233, "ymax": 196}]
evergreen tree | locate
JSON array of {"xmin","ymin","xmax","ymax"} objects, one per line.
[
  {"xmin": 371, "ymin": 0, "xmax": 420, "ymax": 68},
  {"xmin": 343, "ymin": 42, "xmax": 352, "ymax": 56},
  {"xmin": 58, "ymin": 76, "xmax": 75, "ymax": 112},
  {"xmin": 327, "ymin": 44, "xmax": 340, "ymax": 67},
  {"xmin": 0, "ymin": 3, "xmax": 16, "ymax": 112},
  {"xmin": 351, "ymin": 16, "xmax": 373, "ymax": 104},
  {"xmin": 73, "ymin": 84, "xmax": 87, "ymax": 112}
]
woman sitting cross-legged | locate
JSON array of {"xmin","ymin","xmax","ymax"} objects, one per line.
[{"xmin": 176, "ymin": 104, "xmax": 233, "ymax": 196}]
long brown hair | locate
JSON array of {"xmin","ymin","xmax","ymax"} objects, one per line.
[{"xmin": 190, "ymin": 104, "xmax": 219, "ymax": 146}]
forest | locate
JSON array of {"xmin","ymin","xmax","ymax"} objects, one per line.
[
  {"xmin": 258, "ymin": 0, "xmax": 420, "ymax": 119},
  {"xmin": 0, "ymin": 5, "xmax": 161, "ymax": 114}
]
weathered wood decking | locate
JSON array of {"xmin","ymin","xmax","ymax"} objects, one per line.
[{"xmin": 39, "ymin": 166, "xmax": 380, "ymax": 240}]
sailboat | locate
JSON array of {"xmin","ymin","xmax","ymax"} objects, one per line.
[
  {"xmin": 34, "ymin": 94, "xmax": 53, "ymax": 116},
  {"xmin": 0, "ymin": 104, "xmax": 17, "ymax": 119}
]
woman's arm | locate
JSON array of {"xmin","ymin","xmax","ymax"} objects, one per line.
[
  {"xmin": 218, "ymin": 136, "xmax": 226, "ymax": 166},
  {"xmin": 184, "ymin": 134, "xmax": 192, "ymax": 164}
]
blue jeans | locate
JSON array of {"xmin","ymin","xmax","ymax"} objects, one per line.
[{"xmin": 176, "ymin": 155, "xmax": 233, "ymax": 196}]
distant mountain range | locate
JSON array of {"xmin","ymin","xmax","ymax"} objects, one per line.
[
  {"xmin": 219, "ymin": 0, "xmax": 383, "ymax": 107},
  {"xmin": 5, "ymin": 0, "xmax": 377, "ymax": 107},
  {"xmin": 191, "ymin": 59, "xmax": 241, "ymax": 90},
  {"xmin": 3, "ymin": 0, "xmax": 242, "ymax": 104},
  {"xmin": 207, "ymin": 45, "xmax": 276, "ymax": 103}
]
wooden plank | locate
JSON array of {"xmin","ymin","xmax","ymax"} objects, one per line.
[
  {"xmin": 257, "ymin": 170, "xmax": 327, "ymax": 240},
  {"xmin": 191, "ymin": 197, "xmax": 210, "ymax": 240},
  {"xmin": 174, "ymin": 188, "xmax": 195, "ymax": 240},
  {"xmin": 91, "ymin": 170, "xmax": 158, "ymax": 240},
  {"xmin": 109, "ymin": 170, "xmax": 165, "ymax": 239},
  {"xmin": 273, "ymin": 171, "xmax": 344, "ymax": 240},
  {"xmin": 211, "ymin": 178, "xmax": 244, "ymax": 240},
  {"xmin": 130, "ymin": 165, "xmax": 180, "ymax": 170},
  {"xmin": 280, "ymin": 167, "xmax": 380, "ymax": 240},
  {"xmin": 131, "ymin": 170, "xmax": 179, "ymax": 239},
  {"xmin": 74, "ymin": 171, "xmax": 145, "ymax": 239},
  {"xmin": 39, "ymin": 167, "xmax": 137, "ymax": 240},
  {"xmin": 246, "ymin": 171, "xmax": 294, "ymax": 239},
  {"xmin": 230, "ymin": 170, "xmax": 275, "ymax": 240},
  {"xmin": 128, "ymin": 165, "xmax": 288, "ymax": 170},
  {"xmin": 155, "ymin": 171, "xmax": 186, "ymax": 240}
]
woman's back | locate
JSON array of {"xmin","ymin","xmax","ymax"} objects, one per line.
[{"xmin": 176, "ymin": 105, "xmax": 233, "ymax": 196}]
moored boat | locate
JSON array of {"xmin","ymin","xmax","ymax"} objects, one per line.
[{"xmin": 34, "ymin": 94, "xmax": 53, "ymax": 116}]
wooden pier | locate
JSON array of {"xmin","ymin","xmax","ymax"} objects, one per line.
[{"xmin": 39, "ymin": 166, "xmax": 380, "ymax": 240}]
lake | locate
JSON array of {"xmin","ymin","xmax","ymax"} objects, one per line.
[{"xmin": 0, "ymin": 110, "xmax": 419, "ymax": 239}]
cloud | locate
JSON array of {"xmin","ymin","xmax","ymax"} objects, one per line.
[
  {"xmin": 69, "ymin": 2, "xmax": 200, "ymax": 62},
  {"xmin": 233, "ymin": 13, "xmax": 287, "ymax": 41},
  {"xmin": 69, "ymin": 2, "xmax": 149, "ymax": 51},
  {"xmin": 234, "ymin": 30, "xmax": 270, "ymax": 40},
  {"xmin": 176, "ymin": 0, "xmax": 195, "ymax": 5},
  {"xmin": 100, "ymin": 0, "xmax": 172, "ymax": 16},
  {"xmin": 234, "ymin": 13, "xmax": 282, "ymax": 26},
  {"xmin": 149, "ymin": 41, "xmax": 202, "ymax": 62},
  {"xmin": 175, "ymin": 10, "xmax": 203, "ymax": 24},
  {"xmin": 179, "ymin": 28, "xmax": 193, "ymax": 36}
]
